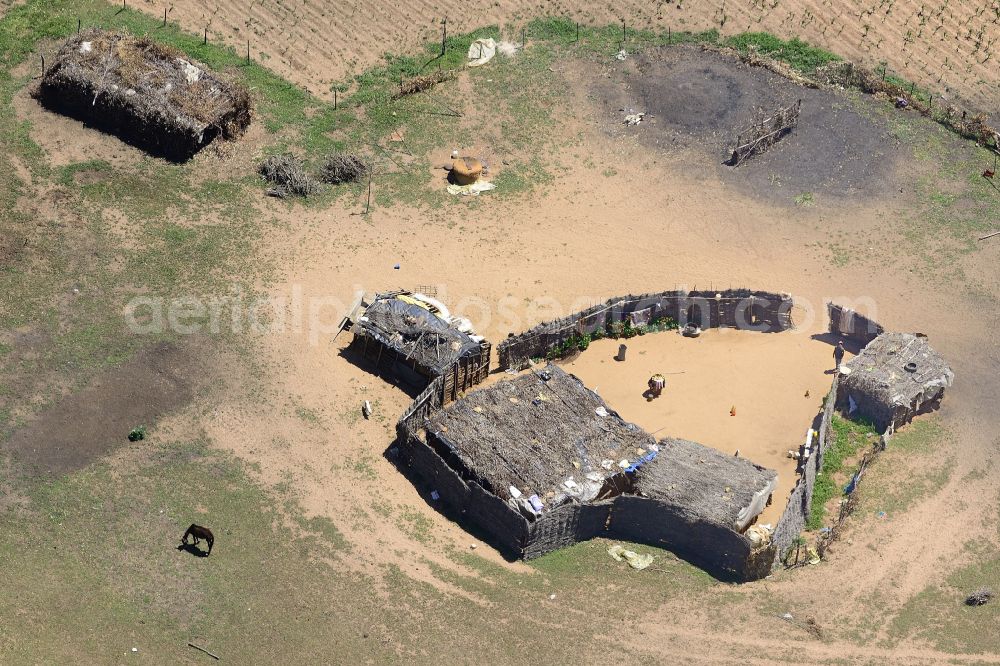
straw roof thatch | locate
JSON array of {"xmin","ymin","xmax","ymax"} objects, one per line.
[
  {"xmin": 355, "ymin": 295, "xmax": 481, "ymax": 376},
  {"xmin": 634, "ymin": 438, "xmax": 778, "ymax": 531},
  {"xmin": 426, "ymin": 365, "xmax": 655, "ymax": 508},
  {"xmin": 37, "ymin": 29, "xmax": 251, "ymax": 160},
  {"xmin": 841, "ymin": 333, "xmax": 954, "ymax": 426}
]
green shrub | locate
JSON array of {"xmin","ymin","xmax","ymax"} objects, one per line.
[
  {"xmin": 807, "ymin": 416, "xmax": 877, "ymax": 529},
  {"xmin": 725, "ymin": 32, "xmax": 839, "ymax": 74}
]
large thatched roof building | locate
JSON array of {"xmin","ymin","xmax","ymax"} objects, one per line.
[
  {"xmin": 426, "ymin": 366, "xmax": 654, "ymax": 514},
  {"xmin": 37, "ymin": 30, "xmax": 251, "ymax": 160},
  {"xmin": 838, "ymin": 333, "xmax": 954, "ymax": 433},
  {"xmin": 400, "ymin": 364, "xmax": 778, "ymax": 580}
]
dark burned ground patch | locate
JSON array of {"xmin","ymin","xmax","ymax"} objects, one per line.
[
  {"xmin": 593, "ymin": 46, "xmax": 900, "ymax": 203},
  {"xmin": 4, "ymin": 340, "xmax": 202, "ymax": 477}
]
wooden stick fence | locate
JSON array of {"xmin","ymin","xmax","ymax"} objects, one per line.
[{"xmin": 729, "ymin": 99, "xmax": 802, "ymax": 167}]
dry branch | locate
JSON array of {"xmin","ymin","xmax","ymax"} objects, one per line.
[{"xmin": 393, "ymin": 69, "xmax": 456, "ymax": 99}]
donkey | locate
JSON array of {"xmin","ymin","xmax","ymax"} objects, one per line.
[{"xmin": 181, "ymin": 524, "xmax": 214, "ymax": 555}]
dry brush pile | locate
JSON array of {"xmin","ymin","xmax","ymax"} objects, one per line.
[{"xmin": 258, "ymin": 152, "xmax": 368, "ymax": 198}]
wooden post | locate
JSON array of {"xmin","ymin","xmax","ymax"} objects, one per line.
[
  {"xmin": 40, "ymin": 54, "xmax": 44, "ymax": 77},
  {"xmin": 668, "ymin": 26, "xmax": 671, "ymax": 44},
  {"xmin": 122, "ymin": 0, "xmax": 126, "ymax": 9},
  {"xmin": 521, "ymin": 27, "xmax": 526, "ymax": 48},
  {"xmin": 163, "ymin": 7, "xmax": 167, "ymax": 26},
  {"xmin": 78, "ymin": 18, "xmax": 81, "ymax": 33},
  {"xmin": 246, "ymin": 40, "xmax": 250, "ymax": 64},
  {"xmin": 365, "ymin": 166, "xmax": 373, "ymax": 214},
  {"xmin": 204, "ymin": 27, "xmax": 208, "ymax": 44},
  {"xmin": 399, "ymin": 74, "xmax": 403, "ymax": 95},
  {"xmin": 333, "ymin": 89, "xmax": 337, "ymax": 110},
  {"xmin": 575, "ymin": 21, "xmax": 579, "ymax": 42},
  {"xmin": 441, "ymin": 18, "xmax": 447, "ymax": 56},
  {"xmin": 621, "ymin": 18, "xmax": 626, "ymax": 44}
]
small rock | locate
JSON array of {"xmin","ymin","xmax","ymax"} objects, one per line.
[{"xmin": 549, "ymin": 594, "xmax": 556, "ymax": 600}]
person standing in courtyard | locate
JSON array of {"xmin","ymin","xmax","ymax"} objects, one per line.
[{"xmin": 834, "ymin": 340, "xmax": 846, "ymax": 371}]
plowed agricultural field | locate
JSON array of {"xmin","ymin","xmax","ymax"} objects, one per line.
[{"xmin": 130, "ymin": 0, "xmax": 999, "ymax": 112}]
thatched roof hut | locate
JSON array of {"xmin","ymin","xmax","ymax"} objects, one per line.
[
  {"xmin": 425, "ymin": 365, "xmax": 655, "ymax": 511},
  {"xmin": 634, "ymin": 438, "xmax": 778, "ymax": 531},
  {"xmin": 36, "ymin": 30, "xmax": 251, "ymax": 160},
  {"xmin": 353, "ymin": 294, "xmax": 483, "ymax": 375},
  {"xmin": 838, "ymin": 333, "xmax": 954, "ymax": 433}
]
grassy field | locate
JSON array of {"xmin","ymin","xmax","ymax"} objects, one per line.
[
  {"xmin": 856, "ymin": 419, "xmax": 956, "ymax": 518},
  {"xmin": 0, "ymin": 434, "xmax": 729, "ymax": 662}
]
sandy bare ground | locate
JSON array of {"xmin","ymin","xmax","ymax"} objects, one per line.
[
  {"xmin": 128, "ymin": 0, "xmax": 999, "ymax": 113},
  {"xmin": 560, "ymin": 330, "xmax": 836, "ymax": 526}
]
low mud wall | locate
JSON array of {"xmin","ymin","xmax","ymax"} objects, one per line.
[
  {"xmin": 827, "ymin": 302, "xmax": 884, "ymax": 346},
  {"xmin": 499, "ymin": 289, "xmax": 794, "ymax": 370},
  {"xmin": 772, "ymin": 373, "xmax": 839, "ymax": 564}
]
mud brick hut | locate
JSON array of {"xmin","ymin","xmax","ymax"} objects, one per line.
[
  {"xmin": 399, "ymin": 364, "xmax": 779, "ymax": 580},
  {"xmin": 36, "ymin": 30, "xmax": 251, "ymax": 160},
  {"xmin": 837, "ymin": 332, "xmax": 954, "ymax": 433},
  {"xmin": 349, "ymin": 292, "xmax": 490, "ymax": 399}
]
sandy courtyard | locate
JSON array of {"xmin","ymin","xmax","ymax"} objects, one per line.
[{"xmin": 559, "ymin": 329, "xmax": 838, "ymax": 525}]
